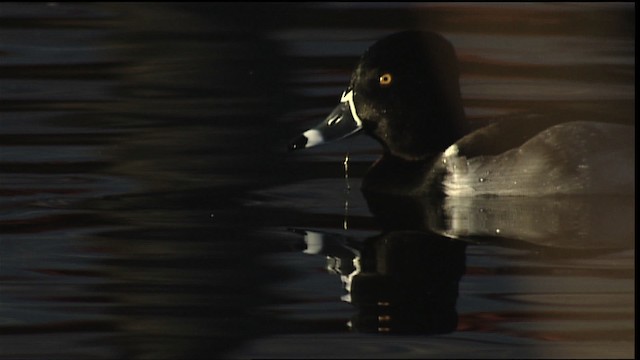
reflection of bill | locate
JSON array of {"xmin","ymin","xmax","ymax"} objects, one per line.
[{"xmin": 296, "ymin": 229, "xmax": 466, "ymax": 334}]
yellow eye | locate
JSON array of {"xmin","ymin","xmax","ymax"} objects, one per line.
[{"xmin": 379, "ymin": 73, "xmax": 393, "ymax": 86}]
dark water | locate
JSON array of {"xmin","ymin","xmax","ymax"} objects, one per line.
[{"xmin": 0, "ymin": 3, "xmax": 635, "ymax": 359}]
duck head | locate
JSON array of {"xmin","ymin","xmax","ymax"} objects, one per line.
[{"xmin": 289, "ymin": 31, "xmax": 468, "ymax": 160}]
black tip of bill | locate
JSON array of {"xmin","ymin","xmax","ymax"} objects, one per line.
[{"xmin": 288, "ymin": 135, "xmax": 308, "ymax": 151}]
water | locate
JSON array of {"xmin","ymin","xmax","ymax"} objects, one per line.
[{"xmin": 0, "ymin": 3, "xmax": 634, "ymax": 359}]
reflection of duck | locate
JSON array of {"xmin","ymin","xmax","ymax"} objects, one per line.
[
  {"xmin": 289, "ymin": 189, "xmax": 633, "ymax": 334},
  {"xmin": 297, "ymin": 229, "xmax": 466, "ymax": 335},
  {"xmin": 289, "ymin": 31, "xmax": 634, "ymax": 196},
  {"xmin": 363, "ymin": 193, "xmax": 635, "ymax": 251}
]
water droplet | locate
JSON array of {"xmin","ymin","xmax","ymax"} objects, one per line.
[{"xmin": 479, "ymin": 177, "xmax": 486, "ymax": 183}]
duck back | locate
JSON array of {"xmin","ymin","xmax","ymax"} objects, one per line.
[{"xmin": 441, "ymin": 121, "xmax": 635, "ymax": 196}]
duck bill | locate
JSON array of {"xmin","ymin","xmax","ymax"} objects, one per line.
[{"xmin": 289, "ymin": 90, "xmax": 363, "ymax": 151}]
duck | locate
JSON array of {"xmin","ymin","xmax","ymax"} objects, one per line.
[{"xmin": 289, "ymin": 30, "xmax": 635, "ymax": 197}]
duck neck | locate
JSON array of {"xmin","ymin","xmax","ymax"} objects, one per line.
[
  {"xmin": 362, "ymin": 154, "xmax": 447, "ymax": 196},
  {"xmin": 375, "ymin": 99, "xmax": 468, "ymax": 161}
]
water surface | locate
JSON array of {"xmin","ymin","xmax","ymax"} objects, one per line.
[{"xmin": 0, "ymin": 3, "xmax": 634, "ymax": 359}]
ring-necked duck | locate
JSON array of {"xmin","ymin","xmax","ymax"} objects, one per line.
[{"xmin": 289, "ymin": 31, "xmax": 635, "ymax": 196}]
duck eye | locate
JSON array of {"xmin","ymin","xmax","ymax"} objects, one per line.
[{"xmin": 379, "ymin": 73, "xmax": 393, "ymax": 87}]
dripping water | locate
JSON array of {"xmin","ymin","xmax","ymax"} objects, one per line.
[{"xmin": 343, "ymin": 152, "xmax": 350, "ymax": 230}]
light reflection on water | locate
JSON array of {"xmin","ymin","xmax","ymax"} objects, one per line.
[{"xmin": 0, "ymin": 2, "xmax": 634, "ymax": 359}]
